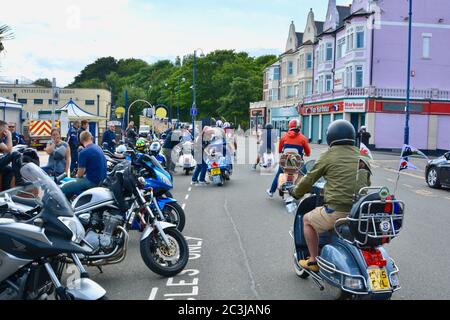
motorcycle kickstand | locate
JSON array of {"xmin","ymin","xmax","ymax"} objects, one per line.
[{"xmin": 303, "ymin": 268, "xmax": 325, "ymax": 291}]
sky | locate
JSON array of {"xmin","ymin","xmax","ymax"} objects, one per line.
[{"xmin": 0, "ymin": 0, "xmax": 352, "ymax": 86}]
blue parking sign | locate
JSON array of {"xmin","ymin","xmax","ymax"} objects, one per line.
[{"xmin": 191, "ymin": 108, "xmax": 198, "ymax": 117}]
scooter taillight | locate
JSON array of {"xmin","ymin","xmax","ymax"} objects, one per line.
[
  {"xmin": 212, "ymin": 162, "xmax": 219, "ymax": 168},
  {"xmin": 362, "ymin": 248, "xmax": 387, "ymax": 268}
]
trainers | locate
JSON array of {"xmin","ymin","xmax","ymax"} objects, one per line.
[
  {"xmin": 266, "ymin": 189, "xmax": 274, "ymax": 198},
  {"xmin": 198, "ymin": 181, "xmax": 207, "ymax": 186},
  {"xmin": 191, "ymin": 181, "xmax": 199, "ymax": 185},
  {"xmin": 299, "ymin": 259, "xmax": 319, "ymax": 273}
]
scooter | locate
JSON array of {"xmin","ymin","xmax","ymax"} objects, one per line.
[
  {"xmin": 290, "ymin": 161, "xmax": 404, "ymax": 300},
  {"xmin": 177, "ymin": 141, "xmax": 197, "ymax": 175},
  {"xmin": 277, "ymin": 150, "xmax": 304, "ymax": 214},
  {"xmin": 259, "ymin": 151, "xmax": 277, "ymax": 174},
  {"xmin": 206, "ymin": 144, "xmax": 233, "ymax": 187}
]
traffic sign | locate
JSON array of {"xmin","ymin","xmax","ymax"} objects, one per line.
[{"xmin": 191, "ymin": 108, "xmax": 198, "ymax": 117}]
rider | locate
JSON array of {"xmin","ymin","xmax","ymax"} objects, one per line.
[
  {"xmin": 102, "ymin": 124, "xmax": 117, "ymax": 153},
  {"xmin": 266, "ymin": 119, "xmax": 311, "ymax": 198},
  {"xmin": 253, "ymin": 123, "xmax": 277, "ymax": 170},
  {"xmin": 135, "ymin": 138, "xmax": 146, "ymax": 153},
  {"xmin": 61, "ymin": 131, "xmax": 107, "ymax": 198},
  {"xmin": 290, "ymin": 120, "xmax": 371, "ymax": 272},
  {"xmin": 224, "ymin": 122, "xmax": 237, "ymax": 161}
]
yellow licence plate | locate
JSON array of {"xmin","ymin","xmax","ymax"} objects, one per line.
[
  {"xmin": 368, "ymin": 269, "xmax": 391, "ymax": 291},
  {"xmin": 211, "ymin": 168, "xmax": 221, "ymax": 176}
]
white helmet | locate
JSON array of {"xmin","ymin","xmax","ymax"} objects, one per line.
[
  {"xmin": 223, "ymin": 122, "xmax": 231, "ymax": 129},
  {"xmin": 116, "ymin": 145, "xmax": 127, "ymax": 154},
  {"xmin": 216, "ymin": 120, "xmax": 223, "ymax": 128},
  {"xmin": 150, "ymin": 141, "xmax": 161, "ymax": 153}
]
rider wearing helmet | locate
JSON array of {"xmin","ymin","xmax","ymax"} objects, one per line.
[
  {"xmin": 115, "ymin": 144, "xmax": 127, "ymax": 156},
  {"xmin": 216, "ymin": 120, "xmax": 223, "ymax": 128},
  {"xmin": 266, "ymin": 119, "xmax": 311, "ymax": 197},
  {"xmin": 135, "ymin": 138, "xmax": 146, "ymax": 153},
  {"xmin": 290, "ymin": 120, "xmax": 371, "ymax": 272}
]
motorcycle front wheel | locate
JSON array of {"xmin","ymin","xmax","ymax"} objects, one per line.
[
  {"xmin": 140, "ymin": 228, "xmax": 189, "ymax": 277},
  {"xmin": 162, "ymin": 202, "xmax": 186, "ymax": 232}
]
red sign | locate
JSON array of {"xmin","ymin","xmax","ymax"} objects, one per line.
[{"xmin": 299, "ymin": 102, "xmax": 343, "ymax": 115}]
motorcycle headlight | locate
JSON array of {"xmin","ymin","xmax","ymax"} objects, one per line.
[{"xmin": 58, "ymin": 216, "xmax": 86, "ymax": 244}]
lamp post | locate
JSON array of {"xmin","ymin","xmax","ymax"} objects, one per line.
[
  {"xmin": 404, "ymin": 0, "xmax": 413, "ymax": 145},
  {"xmin": 178, "ymin": 76, "xmax": 186, "ymax": 127},
  {"xmin": 192, "ymin": 48, "xmax": 205, "ymax": 142}
]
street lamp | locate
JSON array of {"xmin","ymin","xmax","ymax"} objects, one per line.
[
  {"xmin": 178, "ymin": 76, "xmax": 186, "ymax": 126},
  {"xmin": 404, "ymin": 0, "xmax": 413, "ymax": 145},
  {"xmin": 192, "ymin": 48, "xmax": 205, "ymax": 142}
]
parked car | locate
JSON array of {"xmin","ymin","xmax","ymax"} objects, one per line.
[
  {"xmin": 425, "ymin": 151, "xmax": 450, "ymax": 189},
  {"xmin": 139, "ymin": 125, "xmax": 151, "ymax": 138}
]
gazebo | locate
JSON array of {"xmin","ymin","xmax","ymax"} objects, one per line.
[{"xmin": 59, "ymin": 98, "xmax": 106, "ymax": 141}]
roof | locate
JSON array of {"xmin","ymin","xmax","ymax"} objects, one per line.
[
  {"xmin": 59, "ymin": 99, "xmax": 105, "ymax": 120},
  {"xmin": 0, "ymin": 96, "xmax": 22, "ymax": 109},
  {"xmin": 337, "ymin": 5, "xmax": 352, "ymax": 27},
  {"xmin": 296, "ymin": 32, "xmax": 304, "ymax": 46},
  {"xmin": 315, "ymin": 21, "xmax": 324, "ymax": 34}
]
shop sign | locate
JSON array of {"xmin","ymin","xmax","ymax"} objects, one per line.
[
  {"xmin": 302, "ymin": 104, "xmax": 340, "ymax": 115},
  {"xmin": 344, "ymin": 99, "xmax": 366, "ymax": 113}
]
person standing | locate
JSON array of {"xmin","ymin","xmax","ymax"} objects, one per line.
[
  {"xmin": 42, "ymin": 128, "xmax": 71, "ymax": 177},
  {"xmin": 102, "ymin": 124, "xmax": 117, "ymax": 153},
  {"xmin": 125, "ymin": 121, "xmax": 138, "ymax": 147},
  {"xmin": 77, "ymin": 120, "xmax": 89, "ymax": 146},
  {"xmin": 191, "ymin": 126, "xmax": 213, "ymax": 186},
  {"xmin": 162, "ymin": 126, "xmax": 181, "ymax": 173},
  {"xmin": 67, "ymin": 120, "xmax": 80, "ymax": 172},
  {"xmin": 358, "ymin": 126, "xmax": 371, "ymax": 148}
]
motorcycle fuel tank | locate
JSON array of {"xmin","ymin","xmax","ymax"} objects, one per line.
[{"xmin": 72, "ymin": 188, "xmax": 116, "ymax": 213}]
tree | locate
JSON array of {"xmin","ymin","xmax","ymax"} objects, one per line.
[
  {"xmin": 69, "ymin": 57, "xmax": 118, "ymax": 86},
  {"xmin": 33, "ymin": 78, "xmax": 52, "ymax": 88},
  {"xmin": 0, "ymin": 24, "xmax": 14, "ymax": 54}
]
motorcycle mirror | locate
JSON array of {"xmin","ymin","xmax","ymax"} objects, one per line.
[{"xmin": 301, "ymin": 160, "xmax": 316, "ymax": 175}]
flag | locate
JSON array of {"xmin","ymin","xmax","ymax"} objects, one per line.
[
  {"xmin": 401, "ymin": 144, "xmax": 429, "ymax": 160},
  {"xmin": 360, "ymin": 143, "xmax": 373, "ymax": 160},
  {"xmin": 399, "ymin": 157, "xmax": 417, "ymax": 172}
]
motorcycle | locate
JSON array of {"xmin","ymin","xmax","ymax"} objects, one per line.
[
  {"xmin": 0, "ymin": 163, "xmax": 107, "ymax": 300},
  {"xmin": 177, "ymin": 141, "xmax": 197, "ymax": 176},
  {"xmin": 277, "ymin": 150, "xmax": 304, "ymax": 214},
  {"xmin": 205, "ymin": 139, "xmax": 233, "ymax": 187},
  {"xmin": 290, "ymin": 160, "xmax": 404, "ymax": 300},
  {"xmin": 71, "ymin": 161, "xmax": 189, "ymax": 277}
]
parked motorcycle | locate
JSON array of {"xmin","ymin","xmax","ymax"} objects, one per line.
[
  {"xmin": 72, "ymin": 161, "xmax": 189, "ymax": 277},
  {"xmin": 177, "ymin": 141, "xmax": 197, "ymax": 175},
  {"xmin": 0, "ymin": 163, "xmax": 107, "ymax": 300},
  {"xmin": 290, "ymin": 160, "xmax": 404, "ymax": 300}
]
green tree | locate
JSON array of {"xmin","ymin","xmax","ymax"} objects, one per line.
[{"xmin": 33, "ymin": 78, "xmax": 52, "ymax": 88}]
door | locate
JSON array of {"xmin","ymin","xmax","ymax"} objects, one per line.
[
  {"xmin": 311, "ymin": 115, "xmax": 320, "ymax": 144},
  {"xmin": 350, "ymin": 113, "xmax": 360, "ymax": 132},
  {"xmin": 302, "ymin": 116, "xmax": 310, "ymax": 140},
  {"xmin": 321, "ymin": 115, "xmax": 331, "ymax": 145}
]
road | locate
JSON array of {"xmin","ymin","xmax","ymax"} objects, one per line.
[{"xmin": 52, "ymin": 138, "xmax": 449, "ymax": 300}]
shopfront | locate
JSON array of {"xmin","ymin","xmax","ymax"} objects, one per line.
[{"xmin": 270, "ymin": 106, "xmax": 299, "ymax": 137}]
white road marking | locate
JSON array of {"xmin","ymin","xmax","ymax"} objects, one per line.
[
  {"xmin": 403, "ymin": 184, "xmax": 413, "ymax": 189},
  {"xmin": 383, "ymin": 168, "xmax": 424, "ymax": 179},
  {"xmin": 182, "ymin": 204, "xmax": 186, "ymax": 210},
  {"xmin": 188, "ymin": 187, "xmax": 192, "ymax": 192},
  {"xmin": 148, "ymin": 287, "xmax": 158, "ymax": 300},
  {"xmin": 414, "ymin": 189, "xmax": 436, "ymax": 197},
  {"xmin": 185, "ymin": 194, "xmax": 190, "ymax": 200},
  {"xmin": 445, "ymin": 197, "xmax": 450, "ymax": 201}
]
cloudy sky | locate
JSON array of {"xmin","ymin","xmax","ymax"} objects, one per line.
[{"xmin": 0, "ymin": 0, "xmax": 352, "ymax": 86}]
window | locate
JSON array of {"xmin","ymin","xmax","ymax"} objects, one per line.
[
  {"xmin": 356, "ymin": 27, "xmax": 365, "ymax": 49},
  {"xmin": 305, "ymin": 80, "xmax": 312, "ymax": 96},
  {"xmin": 269, "ymin": 89, "xmax": 279, "ymax": 101},
  {"xmin": 306, "ymin": 53, "xmax": 313, "ymax": 69},
  {"xmin": 287, "ymin": 86, "xmax": 295, "ymax": 98},
  {"xmin": 48, "ymin": 99, "xmax": 58, "ymax": 105},
  {"xmin": 318, "ymin": 75, "xmax": 324, "ymax": 93},
  {"xmin": 18, "ymin": 99, "xmax": 27, "ymax": 104},
  {"xmin": 347, "ymin": 29, "xmax": 354, "ymax": 52},
  {"xmin": 326, "ymin": 43, "xmax": 333, "ymax": 61},
  {"xmin": 299, "ymin": 54, "xmax": 305, "ymax": 71},
  {"xmin": 326, "ymin": 74, "xmax": 333, "ymax": 92},
  {"xmin": 346, "ymin": 66, "xmax": 353, "ymax": 87},
  {"xmin": 423, "ymin": 34, "xmax": 432, "ymax": 59},
  {"xmin": 355, "ymin": 66, "xmax": 364, "ymax": 88},
  {"xmin": 85, "ymin": 100, "xmax": 95, "ymax": 105},
  {"xmin": 288, "ymin": 61, "xmax": 294, "ymax": 75},
  {"xmin": 299, "ymin": 82, "xmax": 304, "ymax": 97},
  {"xmin": 34, "ymin": 99, "xmax": 43, "ymax": 105},
  {"xmin": 273, "ymin": 66, "xmax": 280, "ymax": 80},
  {"xmin": 314, "ymin": 79, "xmax": 319, "ymax": 93},
  {"xmin": 294, "ymin": 85, "xmax": 299, "ymax": 98},
  {"xmin": 337, "ymin": 38, "xmax": 346, "ymax": 59}
]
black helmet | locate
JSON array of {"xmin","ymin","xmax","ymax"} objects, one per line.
[
  {"xmin": 326, "ymin": 120, "xmax": 356, "ymax": 147},
  {"xmin": 22, "ymin": 148, "xmax": 40, "ymax": 166},
  {"xmin": 265, "ymin": 123, "xmax": 273, "ymax": 130}
]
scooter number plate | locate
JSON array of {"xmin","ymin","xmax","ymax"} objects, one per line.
[
  {"xmin": 211, "ymin": 168, "xmax": 221, "ymax": 176},
  {"xmin": 368, "ymin": 269, "xmax": 391, "ymax": 292}
]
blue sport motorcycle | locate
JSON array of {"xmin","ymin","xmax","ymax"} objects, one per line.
[{"xmin": 290, "ymin": 161, "xmax": 405, "ymax": 300}]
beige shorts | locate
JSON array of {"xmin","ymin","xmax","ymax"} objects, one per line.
[{"xmin": 304, "ymin": 207, "xmax": 348, "ymax": 235}]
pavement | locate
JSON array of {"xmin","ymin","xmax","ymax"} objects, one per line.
[{"xmin": 39, "ymin": 138, "xmax": 450, "ymax": 300}]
